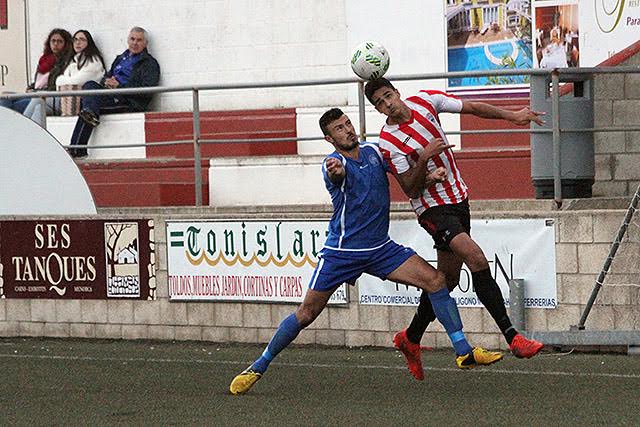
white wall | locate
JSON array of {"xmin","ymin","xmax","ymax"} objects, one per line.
[
  {"xmin": 25, "ymin": 0, "xmax": 451, "ymax": 113},
  {"xmin": 27, "ymin": 0, "xmax": 351, "ymax": 111},
  {"xmin": 0, "ymin": 0, "xmax": 28, "ymax": 92},
  {"xmin": 345, "ymin": 0, "xmax": 449, "ymax": 104},
  {"xmin": 23, "ymin": 0, "xmax": 640, "ymax": 115}
]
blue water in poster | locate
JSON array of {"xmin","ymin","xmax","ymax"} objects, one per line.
[{"xmin": 448, "ymin": 39, "xmax": 533, "ymax": 87}]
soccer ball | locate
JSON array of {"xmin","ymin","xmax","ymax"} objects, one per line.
[{"xmin": 350, "ymin": 41, "xmax": 390, "ymax": 80}]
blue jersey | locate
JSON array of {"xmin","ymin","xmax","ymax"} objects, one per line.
[{"xmin": 322, "ymin": 143, "xmax": 391, "ymax": 250}]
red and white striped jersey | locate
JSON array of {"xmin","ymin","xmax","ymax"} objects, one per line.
[{"xmin": 377, "ymin": 90, "xmax": 468, "ymax": 216}]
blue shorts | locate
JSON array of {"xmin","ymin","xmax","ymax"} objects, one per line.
[{"xmin": 308, "ymin": 240, "xmax": 415, "ymax": 292}]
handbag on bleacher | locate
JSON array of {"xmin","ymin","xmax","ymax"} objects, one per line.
[{"xmin": 59, "ymin": 84, "xmax": 82, "ymax": 116}]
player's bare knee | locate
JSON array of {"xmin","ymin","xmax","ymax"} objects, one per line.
[
  {"xmin": 466, "ymin": 251, "xmax": 489, "ymax": 271},
  {"xmin": 295, "ymin": 305, "xmax": 318, "ymax": 328},
  {"xmin": 422, "ymin": 270, "xmax": 446, "ymax": 293}
]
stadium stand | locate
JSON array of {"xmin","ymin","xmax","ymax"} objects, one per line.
[{"xmin": 42, "ymin": 41, "xmax": 640, "ymax": 207}]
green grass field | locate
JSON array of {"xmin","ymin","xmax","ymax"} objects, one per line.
[{"xmin": 1, "ymin": 338, "xmax": 639, "ymax": 426}]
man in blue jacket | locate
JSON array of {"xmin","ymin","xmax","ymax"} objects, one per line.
[{"xmin": 69, "ymin": 27, "xmax": 160, "ymax": 157}]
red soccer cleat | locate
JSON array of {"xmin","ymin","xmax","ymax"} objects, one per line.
[
  {"xmin": 510, "ymin": 334, "xmax": 544, "ymax": 358},
  {"xmin": 393, "ymin": 329, "xmax": 424, "ymax": 380}
]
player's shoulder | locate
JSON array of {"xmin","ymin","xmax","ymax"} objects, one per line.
[
  {"xmin": 360, "ymin": 141, "xmax": 380, "ymax": 151},
  {"xmin": 360, "ymin": 141, "xmax": 385, "ymax": 161},
  {"xmin": 418, "ymin": 89, "xmax": 459, "ymax": 99},
  {"xmin": 361, "ymin": 140, "xmax": 385, "ymax": 153}
]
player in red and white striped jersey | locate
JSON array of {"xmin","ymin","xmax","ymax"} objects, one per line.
[
  {"xmin": 365, "ymin": 78, "xmax": 546, "ymax": 378},
  {"xmin": 376, "ymin": 88, "xmax": 468, "ymax": 216}
]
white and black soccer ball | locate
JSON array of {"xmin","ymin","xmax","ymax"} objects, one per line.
[{"xmin": 350, "ymin": 41, "xmax": 390, "ymax": 81}]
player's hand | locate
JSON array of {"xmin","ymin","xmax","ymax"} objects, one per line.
[
  {"xmin": 511, "ymin": 107, "xmax": 545, "ymax": 126},
  {"xmin": 422, "ymin": 138, "xmax": 455, "ymax": 160},
  {"xmin": 325, "ymin": 157, "xmax": 345, "ymax": 183},
  {"xmin": 424, "ymin": 166, "xmax": 446, "ymax": 188}
]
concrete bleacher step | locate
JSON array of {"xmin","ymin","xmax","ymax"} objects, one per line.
[
  {"xmin": 144, "ymin": 108, "xmax": 298, "ymax": 158},
  {"xmin": 78, "ymin": 159, "xmax": 209, "ymax": 207},
  {"xmin": 76, "ymin": 145, "xmax": 533, "ymax": 207},
  {"xmin": 67, "ymin": 100, "xmax": 535, "ymax": 207},
  {"xmin": 47, "ymin": 113, "xmax": 147, "ymax": 160}
]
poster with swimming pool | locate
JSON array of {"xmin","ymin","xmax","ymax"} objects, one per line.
[{"xmin": 445, "ymin": 0, "xmax": 534, "ymax": 91}]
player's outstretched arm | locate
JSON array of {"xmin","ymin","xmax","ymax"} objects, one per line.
[{"xmin": 461, "ymin": 101, "xmax": 545, "ymax": 126}]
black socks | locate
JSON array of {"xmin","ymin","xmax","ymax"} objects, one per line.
[
  {"xmin": 406, "ymin": 268, "xmax": 518, "ymax": 345},
  {"xmin": 472, "ymin": 268, "xmax": 518, "ymax": 344},
  {"xmin": 406, "ymin": 290, "xmax": 436, "ymax": 344}
]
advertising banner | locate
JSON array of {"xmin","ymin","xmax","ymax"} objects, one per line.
[
  {"xmin": 445, "ymin": 0, "xmax": 533, "ymax": 91},
  {"xmin": 359, "ymin": 218, "xmax": 557, "ymax": 309},
  {"xmin": 0, "ymin": 220, "xmax": 156, "ymax": 299},
  {"xmin": 533, "ymin": 0, "xmax": 580, "ymax": 69},
  {"xmin": 166, "ymin": 221, "xmax": 348, "ymax": 304},
  {"xmin": 583, "ymin": 0, "xmax": 640, "ymax": 65}
]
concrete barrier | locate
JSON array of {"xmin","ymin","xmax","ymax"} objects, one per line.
[
  {"xmin": 47, "ymin": 113, "xmax": 147, "ymax": 160},
  {"xmin": 1, "ymin": 200, "xmax": 638, "ymax": 350},
  {"xmin": 209, "ymin": 155, "xmax": 331, "ymax": 206}
]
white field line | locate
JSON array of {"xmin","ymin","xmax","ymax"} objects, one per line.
[{"xmin": 0, "ymin": 352, "xmax": 639, "ymax": 380}]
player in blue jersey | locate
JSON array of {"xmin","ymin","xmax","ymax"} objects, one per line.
[{"xmin": 229, "ymin": 108, "xmax": 503, "ymax": 395}]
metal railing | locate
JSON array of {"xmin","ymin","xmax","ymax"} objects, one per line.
[{"xmin": 2, "ymin": 66, "xmax": 640, "ymax": 207}]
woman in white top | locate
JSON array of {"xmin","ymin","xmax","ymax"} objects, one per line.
[{"xmin": 23, "ymin": 30, "xmax": 106, "ymax": 126}]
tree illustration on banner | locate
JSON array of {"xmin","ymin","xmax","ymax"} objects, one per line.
[{"xmin": 105, "ymin": 223, "xmax": 136, "ymax": 277}]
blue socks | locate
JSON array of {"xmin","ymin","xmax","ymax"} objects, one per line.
[
  {"xmin": 251, "ymin": 313, "xmax": 301, "ymax": 373},
  {"xmin": 428, "ymin": 288, "xmax": 473, "ymax": 356},
  {"xmin": 250, "ymin": 290, "xmax": 470, "ymax": 372}
]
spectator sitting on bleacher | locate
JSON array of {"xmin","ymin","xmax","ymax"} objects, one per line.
[
  {"xmin": 0, "ymin": 29, "xmax": 73, "ymax": 114},
  {"xmin": 23, "ymin": 30, "xmax": 106, "ymax": 127},
  {"xmin": 69, "ymin": 26, "xmax": 160, "ymax": 158}
]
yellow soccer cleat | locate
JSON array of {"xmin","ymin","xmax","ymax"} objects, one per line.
[
  {"xmin": 229, "ymin": 367, "xmax": 262, "ymax": 395},
  {"xmin": 456, "ymin": 347, "xmax": 503, "ymax": 369}
]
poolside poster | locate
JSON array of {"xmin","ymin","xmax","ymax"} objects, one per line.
[
  {"xmin": 533, "ymin": 1, "xmax": 579, "ymax": 69},
  {"xmin": 445, "ymin": 0, "xmax": 533, "ymax": 91}
]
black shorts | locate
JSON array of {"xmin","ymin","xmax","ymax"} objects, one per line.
[{"xmin": 417, "ymin": 199, "xmax": 470, "ymax": 251}]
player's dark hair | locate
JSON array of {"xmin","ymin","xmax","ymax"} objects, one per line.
[
  {"xmin": 364, "ymin": 78, "xmax": 396, "ymax": 104},
  {"xmin": 319, "ymin": 108, "xmax": 345, "ymax": 136}
]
